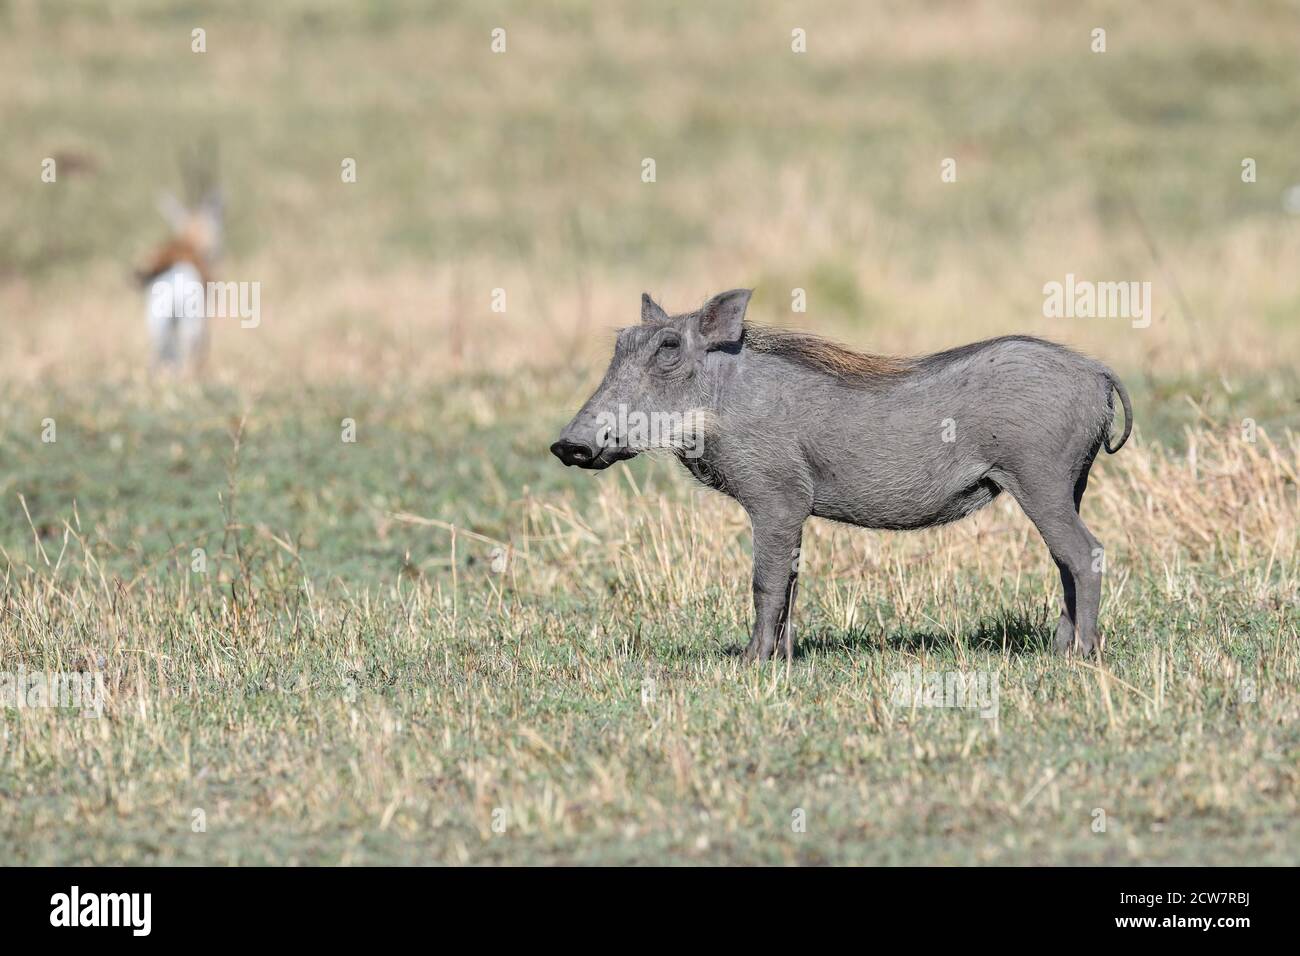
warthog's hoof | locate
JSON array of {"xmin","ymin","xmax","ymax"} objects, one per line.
[
  {"xmin": 1053, "ymin": 616, "xmax": 1075, "ymax": 654},
  {"xmin": 1054, "ymin": 621, "xmax": 1102, "ymax": 656}
]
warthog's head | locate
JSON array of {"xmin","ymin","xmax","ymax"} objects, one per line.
[{"xmin": 550, "ymin": 289, "xmax": 750, "ymax": 469}]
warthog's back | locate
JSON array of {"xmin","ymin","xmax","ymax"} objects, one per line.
[{"xmin": 725, "ymin": 333, "xmax": 1120, "ymax": 531}]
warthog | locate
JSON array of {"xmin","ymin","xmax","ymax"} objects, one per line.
[{"xmin": 552, "ymin": 290, "xmax": 1132, "ymax": 661}]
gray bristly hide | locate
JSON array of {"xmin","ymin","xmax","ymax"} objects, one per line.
[{"xmin": 552, "ymin": 289, "xmax": 1133, "ymax": 662}]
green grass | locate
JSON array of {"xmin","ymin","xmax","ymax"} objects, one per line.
[{"xmin": 1, "ymin": 375, "xmax": 1296, "ymax": 864}]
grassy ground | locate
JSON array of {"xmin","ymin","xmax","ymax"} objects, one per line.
[{"xmin": 1, "ymin": 1, "xmax": 1297, "ymax": 864}]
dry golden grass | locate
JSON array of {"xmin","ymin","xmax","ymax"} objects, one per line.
[
  {"xmin": 2, "ymin": 422, "xmax": 1296, "ymax": 863},
  {"xmin": 3, "ymin": 1, "xmax": 1299, "ymax": 393}
]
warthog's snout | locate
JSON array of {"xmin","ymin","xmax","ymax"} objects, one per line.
[
  {"xmin": 550, "ymin": 438, "xmax": 596, "ymax": 467},
  {"xmin": 550, "ymin": 436, "xmax": 637, "ymax": 470}
]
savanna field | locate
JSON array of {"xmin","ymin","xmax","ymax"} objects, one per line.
[{"xmin": 1, "ymin": 1, "xmax": 1297, "ymax": 864}]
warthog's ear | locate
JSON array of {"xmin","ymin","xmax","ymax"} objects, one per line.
[
  {"xmin": 698, "ymin": 289, "xmax": 751, "ymax": 346},
  {"xmin": 641, "ymin": 293, "xmax": 669, "ymax": 324}
]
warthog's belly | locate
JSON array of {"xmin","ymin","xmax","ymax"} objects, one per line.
[{"xmin": 812, "ymin": 475, "xmax": 1002, "ymax": 531}]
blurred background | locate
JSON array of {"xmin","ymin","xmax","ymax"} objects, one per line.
[
  {"xmin": 2, "ymin": 0, "xmax": 1299, "ymax": 576},
  {"xmin": 7, "ymin": 4, "xmax": 1300, "ymax": 350}
]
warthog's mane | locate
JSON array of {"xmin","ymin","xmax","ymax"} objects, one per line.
[{"xmin": 742, "ymin": 324, "xmax": 913, "ymax": 382}]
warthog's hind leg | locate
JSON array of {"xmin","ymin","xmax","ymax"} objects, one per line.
[{"xmin": 1007, "ymin": 467, "xmax": 1105, "ymax": 656}]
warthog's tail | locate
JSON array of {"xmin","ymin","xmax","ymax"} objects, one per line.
[{"xmin": 1103, "ymin": 370, "xmax": 1133, "ymax": 454}]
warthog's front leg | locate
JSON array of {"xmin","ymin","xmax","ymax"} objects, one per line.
[
  {"xmin": 773, "ymin": 540, "xmax": 802, "ymax": 661},
  {"xmin": 742, "ymin": 515, "xmax": 806, "ymax": 663}
]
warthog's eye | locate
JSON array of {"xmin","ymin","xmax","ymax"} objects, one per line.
[{"xmin": 655, "ymin": 333, "xmax": 682, "ymax": 371}]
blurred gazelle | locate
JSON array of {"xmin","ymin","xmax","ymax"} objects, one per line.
[{"xmin": 135, "ymin": 146, "xmax": 223, "ymax": 373}]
